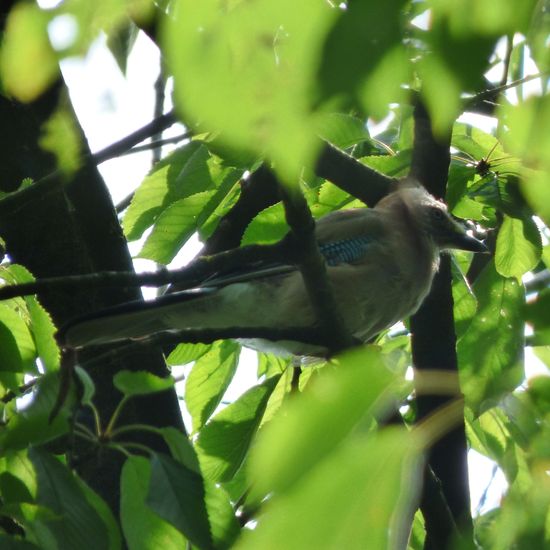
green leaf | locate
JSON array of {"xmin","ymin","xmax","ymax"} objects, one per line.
[
  {"xmin": 316, "ymin": 113, "xmax": 370, "ymax": 149},
  {"xmin": 74, "ymin": 366, "xmax": 95, "ymax": 407},
  {"xmin": 458, "ymin": 261, "xmax": 525, "ymax": 413},
  {"xmin": 452, "ymin": 261, "xmax": 478, "ymax": 339},
  {"xmin": 446, "ymin": 163, "xmax": 476, "ymax": 210},
  {"xmin": 113, "ymin": 371, "xmax": 174, "ymax": 397},
  {"xmin": 431, "ymin": 0, "xmax": 538, "ymax": 35},
  {"xmin": 499, "ymin": 96, "xmax": 550, "ymax": 225},
  {"xmin": 248, "ymin": 346, "xmax": 400, "ymax": 502},
  {"xmin": 147, "ymin": 454, "xmax": 239, "ymax": 550},
  {"xmin": 0, "ymin": 265, "xmax": 59, "ymax": 372},
  {"xmin": 166, "ymin": 342, "xmax": 211, "ymax": 367},
  {"xmin": 0, "ymin": 303, "xmax": 37, "ymax": 374},
  {"xmin": 0, "ymin": 472, "xmax": 34, "ymax": 505},
  {"xmin": 361, "ymin": 150, "xmax": 411, "ymax": 177},
  {"xmin": 121, "ymin": 456, "xmax": 187, "ymax": 550},
  {"xmin": 0, "ymin": 374, "xmax": 70, "ymax": 450},
  {"xmin": 360, "ymin": 45, "xmax": 410, "ymax": 119},
  {"xmin": 123, "ymin": 142, "xmax": 213, "ymax": 241},
  {"xmin": 0, "ymin": 319, "xmax": 23, "ymax": 373},
  {"xmin": 164, "ymin": 0, "xmax": 333, "ymax": 182},
  {"xmin": 452, "ymin": 123, "xmax": 503, "ymax": 162},
  {"xmin": 1, "ymin": 449, "xmax": 38, "ymax": 501},
  {"xmin": 0, "ymin": 3, "xmax": 59, "ymax": 102},
  {"xmin": 55, "ymin": 0, "xmax": 153, "ymax": 58},
  {"xmin": 159, "ymin": 427, "xmax": 201, "ymax": 473},
  {"xmin": 39, "ymin": 101, "xmax": 82, "ymax": 176},
  {"xmin": 196, "ymin": 375, "xmax": 280, "ymax": 482},
  {"xmin": 78, "ymin": 479, "xmax": 122, "ymax": 550},
  {"xmin": 495, "ymin": 215, "xmax": 542, "ymax": 279},
  {"xmin": 237, "ymin": 428, "xmax": 423, "ymax": 550},
  {"xmin": 310, "ymin": 182, "xmax": 355, "ymax": 218},
  {"xmin": 139, "ymin": 185, "xmax": 234, "ymax": 264},
  {"xmin": 316, "ymin": 0, "xmax": 407, "ymax": 106},
  {"xmin": 106, "ymin": 22, "xmax": 139, "ymax": 75},
  {"xmin": 29, "ymin": 448, "xmax": 111, "ymax": 550},
  {"xmin": 138, "ymin": 191, "xmax": 211, "ymax": 262},
  {"xmin": 241, "ymin": 203, "xmax": 288, "ymax": 246},
  {"xmin": 185, "ymin": 340, "xmax": 240, "ymax": 432},
  {"xmin": 419, "ymin": 53, "xmax": 462, "ymax": 135},
  {"xmin": 527, "ymin": 0, "xmax": 550, "ymax": 73},
  {"xmin": 0, "ymin": 535, "xmax": 40, "ymax": 549}
]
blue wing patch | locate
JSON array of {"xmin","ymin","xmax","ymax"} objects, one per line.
[{"xmin": 319, "ymin": 236, "xmax": 372, "ymax": 266}]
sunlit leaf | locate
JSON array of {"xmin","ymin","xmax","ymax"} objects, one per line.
[
  {"xmin": 452, "ymin": 261, "xmax": 478, "ymax": 339},
  {"xmin": 0, "ymin": 374, "xmax": 70, "ymax": 450},
  {"xmin": 196, "ymin": 375, "xmax": 280, "ymax": 482},
  {"xmin": 316, "ymin": 113, "xmax": 370, "ymax": 150},
  {"xmin": 241, "ymin": 203, "xmax": 288, "ymax": 246},
  {"xmin": 0, "ymin": 4, "xmax": 59, "ymax": 102},
  {"xmin": 0, "ymin": 303, "xmax": 37, "ymax": 374},
  {"xmin": 238, "ymin": 428, "xmax": 423, "ymax": 550},
  {"xmin": 458, "ymin": 261, "xmax": 524, "ymax": 413},
  {"xmin": 430, "ymin": 0, "xmax": 538, "ymax": 35},
  {"xmin": 123, "ymin": 142, "xmax": 213, "ymax": 241},
  {"xmin": 164, "ymin": 0, "xmax": 335, "ymax": 182},
  {"xmin": 39, "ymin": 100, "xmax": 82, "ymax": 176},
  {"xmin": 317, "ymin": 0, "xmax": 407, "ymax": 107},
  {"xmin": 0, "ymin": 265, "xmax": 59, "ymax": 372},
  {"xmin": 185, "ymin": 340, "xmax": 240, "ymax": 432},
  {"xmin": 248, "ymin": 346, "xmax": 400, "ymax": 502},
  {"xmin": 495, "ymin": 215, "xmax": 541, "ymax": 279},
  {"xmin": 166, "ymin": 342, "xmax": 211, "ymax": 367}
]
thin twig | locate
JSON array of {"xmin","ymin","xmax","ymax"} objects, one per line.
[
  {"xmin": 0, "ymin": 242, "xmax": 286, "ymax": 300},
  {"xmin": 0, "ymin": 110, "xmax": 178, "ymax": 213},
  {"xmin": 466, "ymin": 72, "xmax": 548, "ymax": 106},
  {"xmin": 500, "ymin": 35, "xmax": 514, "ymax": 87},
  {"xmin": 71, "ymin": 326, "xmax": 328, "ymax": 367},
  {"xmin": 152, "ymin": 68, "xmax": 167, "ymax": 165},
  {"xmin": 92, "ymin": 110, "xmax": 177, "ymax": 165},
  {"xmin": 0, "ymin": 379, "xmax": 37, "ymax": 403},
  {"xmin": 117, "ymin": 133, "xmax": 191, "ymax": 157}
]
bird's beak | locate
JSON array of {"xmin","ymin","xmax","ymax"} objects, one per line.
[{"xmin": 450, "ymin": 231, "xmax": 489, "ymax": 253}]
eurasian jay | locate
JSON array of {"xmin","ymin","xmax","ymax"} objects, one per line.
[{"xmin": 60, "ymin": 184, "xmax": 486, "ymax": 357}]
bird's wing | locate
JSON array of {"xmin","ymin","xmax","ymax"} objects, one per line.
[
  {"xmin": 201, "ymin": 208, "xmax": 383, "ymax": 285},
  {"xmin": 59, "ymin": 210, "xmax": 383, "ymax": 348}
]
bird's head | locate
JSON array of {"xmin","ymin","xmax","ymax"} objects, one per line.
[{"xmin": 383, "ymin": 184, "xmax": 488, "ymax": 253}]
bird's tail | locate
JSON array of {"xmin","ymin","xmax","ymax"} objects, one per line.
[{"xmin": 58, "ymin": 288, "xmax": 215, "ymax": 348}]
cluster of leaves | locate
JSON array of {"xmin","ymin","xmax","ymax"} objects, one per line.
[{"xmin": 0, "ymin": 0, "xmax": 549, "ymax": 549}]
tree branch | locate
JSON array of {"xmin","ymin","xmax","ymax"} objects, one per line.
[
  {"xmin": 0, "ymin": 242, "xmax": 286, "ymax": 301},
  {"xmin": 279, "ymin": 184, "xmax": 356, "ymax": 353},
  {"xmin": 315, "ymin": 141, "xmax": 395, "ymax": 207},
  {"xmin": 201, "ymin": 165, "xmax": 281, "ymax": 256},
  {"xmin": 0, "ymin": 110, "xmax": 178, "ymax": 215},
  {"xmin": 409, "ymin": 101, "xmax": 473, "ymax": 549},
  {"xmin": 76, "ymin": 326, "xmax": 327, "ymax": 365}
]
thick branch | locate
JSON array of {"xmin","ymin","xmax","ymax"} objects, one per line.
[
  {"xmin": 409, "ymin": 101, "xmax": 473, "ymax": 549},
  {"xmin": 280, "ymin": 185, "xmax": 356, "ymax": 353},
  {"xmin": 315, "ymin": 141, "xmax": 394, "ymax": 207},
  {"xmin": 201, "ymin": 166, "xmax": 281, "ymax": 256}
]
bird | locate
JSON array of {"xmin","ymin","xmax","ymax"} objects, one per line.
[{"xmin": 59, "ymin": 183, "xmax": 487, "ymax": 357}]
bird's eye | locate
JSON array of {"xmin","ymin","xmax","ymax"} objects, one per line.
[{"xmin": 429, "ymin": 207, "xmax": 446, "ymax": 222}]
